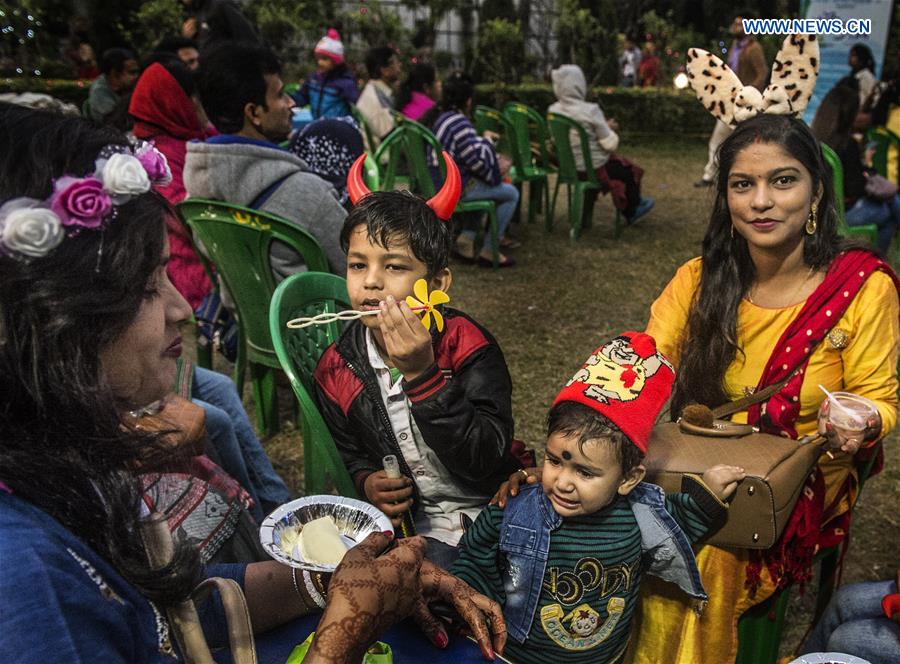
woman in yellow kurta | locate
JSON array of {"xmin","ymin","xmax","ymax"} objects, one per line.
[{"xmin": 632, "ymin": 109, "xmax": 899, "ymax": 663}]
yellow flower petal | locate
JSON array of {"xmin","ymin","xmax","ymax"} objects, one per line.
[
  {"xmin": 428, "ymin": 289, "xmax": 450, "ymax": 306},
  {"xmin": 413, "ymin": 278, "xmax": 430, "ymax": 304},
  {"xmin": 432, "ymin": 310, "xmax": 444, "ymax": 332},
  {"xmin": 420, "ymin": 311, "xmax": 432, "ymax": 331},
  {"xmin": 406, "ymin": 295, "xmax": 424, "ymax": 310}
]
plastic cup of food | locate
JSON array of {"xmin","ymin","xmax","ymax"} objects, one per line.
[{"xmin": 826, "ymin": 392, "xmax": 878, "ymax": 448}]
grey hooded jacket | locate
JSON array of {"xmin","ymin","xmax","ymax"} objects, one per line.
[
  {"xmin": 548, "ymin": 64, "xmax": 620, "ymax": 171},
  {"xmin": 184, "ymin": 139, "xmax": 347, "ymax": 277}
]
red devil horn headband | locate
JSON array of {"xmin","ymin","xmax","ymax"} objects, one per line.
[{"xmin": 346, "ymin": 151, "xmax": 461, "ymax": 221}]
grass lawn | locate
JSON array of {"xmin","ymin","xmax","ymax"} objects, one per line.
[{"xmin": 204, "ymin": 132, "xmax": 898, "ymax": 659}]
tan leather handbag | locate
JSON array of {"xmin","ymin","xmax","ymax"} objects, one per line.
[
  {"xmin": 142, "ymin": 513, "xmax": 258, "ymax": 664},
  {"xmin": 643, "ymin": 380, "xmax": 824, "ymax": 549}
]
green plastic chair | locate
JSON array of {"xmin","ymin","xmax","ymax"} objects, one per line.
[
  {"xmin": 351, "ymin": 105, "xmax": 378, "ymax": 153},
  {"xmin": 546, "ymin": 112, "xmax": 623, "ymax": 241},
  {"xmin": 735, "ymin": 440, "xmax": 884, "ymax": 663},
  {"xmin": 374, "ymin": 121, "xmax": 503, "ymax": 268},
  {"xmin": 269, "ymin": 272, "xmax": 357, "ymax": 497},
  {"xmin": 821, "ymin": 143, "xmax": 879, "ymax": 247},
  {"xmin": 177, "ymin": 199, "xmax": 330, "ymax": 437},
  {"xmin": 503, "ymin": 102, "xmax": 553, "ymax": 225},
  {"xmin": 474, "ymin": 105, "xmax": 513, "ymax": 156},
  {"xmin": 865, "ymin": 126, "xmax": 900, "ymax": 182}
]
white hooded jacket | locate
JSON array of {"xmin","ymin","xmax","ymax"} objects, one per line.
[{"xmin": 548, "ymin": 64, "xmax": 619, "ymax": 171}]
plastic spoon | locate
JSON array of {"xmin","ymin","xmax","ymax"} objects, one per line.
[{"xmin": 819, "ymin": 384, "xmax": 862, "ymax": 420}]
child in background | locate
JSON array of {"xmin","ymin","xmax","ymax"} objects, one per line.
[
  {"xmin": 451, "ymin": 333, "xmax": 745, "ymax": 663},
  {"xmin": 549, "ymin": 64, "xmax": 654, "ymax": 226},
  {"xmin": 295, "ymin": 28, "xmax": 359, "ymax": 119},
  {"xmin": 314, "ymin": 156, "xmax": 522, "ymax": 569}
]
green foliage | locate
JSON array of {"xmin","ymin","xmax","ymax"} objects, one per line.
[
  {"xmin": 336, "ymin": 1, "xmax": 411, "ymax": 56},
  {"xmin": 115, "ymin": 0, "xmax": 182, "ymax": 57},
  {"xmin": 0, "ymin": 1, "xmax": 72, "ymax": 76},
  {"xmin": 473, "ymin": 83, "xmax": 715, "ymax": 136},
  {"xmin": 555, "ymin": 0, "xmax": 618, "ymax": 85},
  {"xmin": 474, "ymin": 19, "xmax": 529, "ymax": 84},
  {"xmin": 0, "ymin": 77, "xmax": 91, "ymax": 105},
  {"xmin": 639, "ymin": 9, "xmax": 708, "ymax": 85},
  {"xmin": 246, "ymin": 0, "xmax": 333, "ymax": 68}
]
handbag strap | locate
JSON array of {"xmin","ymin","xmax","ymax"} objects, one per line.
[
  {"xmin": 141, "ymin": 512, "xmax": 257, "ymax": 664},
  {"xmin": 192, "ymin": 579, "xmax": 258, "ymax": 664},
  {"xmin": 711, "ymin": 370, "xmax": 796, "ymax": 419}
]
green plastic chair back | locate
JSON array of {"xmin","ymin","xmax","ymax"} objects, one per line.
[
  {"xmin": 474, "ymin": 105, "xmax": 513, "ymax": 155},
  {"xmin": 351, "ymin": 105, "xmax": 378, "ymax": 153},
  {"xmin": 374, "ymin": 121, "xmax": 503, "ymax": 267},
  {"xmin": 502, "ymin": 102, "xmax": 554, "ymax": 225},
  {"xmin": 546, "ymin": 111, "xmax": 607, "ymax": 240},
  {"xmin": 821, "ymin": 143, "xmax": 879, "ymax": 246},
  {"xmin": 503, "ymin": 102, "xmax": 552, "ymax": 175},
  {"xmin": 865, "ymin": 126, "xmax": 900, "ymax": 181},
  {"xmin": 177, "ymin": 199, "xmax": 330, "ymax": 435},
  {"xmin": 374, "ymin": 120, "xmax": 437, "ymax": 197},
  {"xmin": 269, "ymin": 272, "xmax": 357, "ymax": 497},
  {"xmin": 547, "ymin": 112, "xmax": 597, "ymax": 187}
]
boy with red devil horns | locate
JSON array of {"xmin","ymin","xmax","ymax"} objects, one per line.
[{"xmin": 314, "ymin": 151, "xmax": 525, "ymax": 568}]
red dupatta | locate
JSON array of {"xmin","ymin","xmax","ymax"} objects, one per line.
[{"xmin": 745, "ymin": 249, "xmax": 899, "ymax": 592}]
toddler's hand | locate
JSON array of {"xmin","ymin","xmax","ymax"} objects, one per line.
[
  {"xmin": 378, "ymin": 295, "xmax": 435, "ymax": 382},
  {"xmin": 364, "ymin": 470, "xmax": 414, "ymax": 527},
  {"xmin": 701, "ymin": 464, "xmax": 745, "ymax": 500}
]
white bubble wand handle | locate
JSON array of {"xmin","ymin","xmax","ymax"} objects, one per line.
[{"xmin": 286, "ymin": 305, "xmax": 427, "ymax": 329}]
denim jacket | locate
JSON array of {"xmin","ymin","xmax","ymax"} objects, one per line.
[{"xmin": 499, "ymin": 483, "xmax": 708, "ymax": 643}]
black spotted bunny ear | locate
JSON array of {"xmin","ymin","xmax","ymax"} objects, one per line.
[
  {"xmin": 762, "ymin": 34, "xmax": 820, "ymax": 117},
  {"xmin": 685, "ymin": 47, "xmax": 747, "ymax": 127}
]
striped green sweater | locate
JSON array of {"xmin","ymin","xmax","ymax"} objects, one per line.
[{"xmin": 451, "ymin": 479, "xmax": 724, "ymax": 664}]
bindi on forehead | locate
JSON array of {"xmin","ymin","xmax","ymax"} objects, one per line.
[{"xmin": 562, "ymin": 451, "xmax": 572, "ymax": 460}]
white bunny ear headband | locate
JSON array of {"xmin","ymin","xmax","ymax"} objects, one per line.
[{"xmin": 686, "ymin": 34, "xmax": 820, "ymax": 127}]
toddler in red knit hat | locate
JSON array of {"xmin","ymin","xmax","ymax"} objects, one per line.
[{"xmin": 451, "ymin": 332, "xmax": 745, "ymax": 662}]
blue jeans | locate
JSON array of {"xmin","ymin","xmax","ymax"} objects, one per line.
[
  {"xmin": 802, "ymin": 579, "xmax": 900, "ymax": 663},
  {"xmin": 424, "ymin": 537, "xmax": 460, "ymax": 571},
  {"xmin": 846, "ymin": 195, "xmax": 900, "ymax": 253},
  {"xmin": 460, "ymin": 180, "xmax": 519, "ymax": 253},
  {"xmin": 193, "ymin": 368, "xmax": 292, "ymax": 519}
]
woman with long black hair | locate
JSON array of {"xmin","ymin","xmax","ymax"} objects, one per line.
[
  {"xmin": 635, "ymin": 65, "xmax": 898, "ymax": 663},
  {"xmin": 0, "ymin": 103, "xmax": 505, "ymax": 662}
]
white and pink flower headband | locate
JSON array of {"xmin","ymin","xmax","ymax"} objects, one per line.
[
  {"xmin": 0, "ymin": 141, "xmax": 171, "ymax": 260},
  {"xmin": 686, "ymin": 34, "xmax": 820, "ymax": 127}
]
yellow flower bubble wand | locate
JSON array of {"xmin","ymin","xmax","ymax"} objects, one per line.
[{"xmin": 286, "ymin": 279, "xmax": 451, "ymax": 332}]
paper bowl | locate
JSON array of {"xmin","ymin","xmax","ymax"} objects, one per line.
[
  {"xmin": 788, "ymin": 654, "xmax": 871, "ymax": 664},
  {"xmin": 259, "ymin": 495, "xmax": 392, "ymax": 572}
]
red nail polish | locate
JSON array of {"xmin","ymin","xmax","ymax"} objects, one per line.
[
  {"xmin": 383, "ymin": 530, "xmax": 394, "ymax": 539},
  {"xmin": 434, "ymin": 630, "xmax": 448, "ymax": 648}
]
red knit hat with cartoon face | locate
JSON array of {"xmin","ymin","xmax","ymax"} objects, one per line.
[{"xmin": 552, "ymin": 332, "xmax": 675, "ymax": 453}]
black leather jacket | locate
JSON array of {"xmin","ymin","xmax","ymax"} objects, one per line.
[{"xmin": 314, "ymin": 308, "xmax": 521, "ymax": 505}]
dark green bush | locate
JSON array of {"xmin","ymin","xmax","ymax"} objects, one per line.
[
  {"xmin": 0, "ymin": 78, "xmax": 91, "ymax": 107},
  {"xmin": 473, "ymin": 83, "xmax": 714, "ymax": 136}
]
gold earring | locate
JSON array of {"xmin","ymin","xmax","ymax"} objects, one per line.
[{"xmin": 805, "ymin": 202, "xmax": 818, "ymax": 235}]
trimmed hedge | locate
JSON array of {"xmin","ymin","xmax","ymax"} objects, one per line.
[
  {"xmin": 474, "ymin": 83, "xmax": 715, "ymax": 137},
  {"xmin": 0, "ymin": 78, "xmax": 715, "ymax": 137},
  {"xmin": 0, "ymin": 78, "xmax": 92, "ymax": 107}
]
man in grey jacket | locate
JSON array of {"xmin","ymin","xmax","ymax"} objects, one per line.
[{"xmin": 185, "ymin": 41, "xmax": 347, "ymax": 277}]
